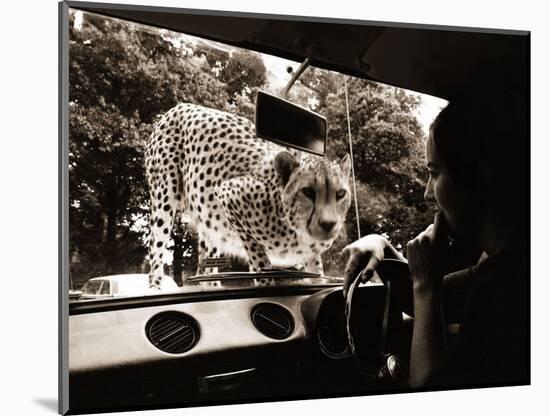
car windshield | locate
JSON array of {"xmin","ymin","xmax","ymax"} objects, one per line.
[
  {"xmin": 81, "ymin": 280, "xmax": 102, "ymax": 295},
  {"xmin": 68, "ymin": 10, "xmax": 446, "ymax": 300}
]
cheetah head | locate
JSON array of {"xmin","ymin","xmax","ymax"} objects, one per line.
[{"xmin": 274, "ymin": 151, "xmax": 352, "ymax": 242}]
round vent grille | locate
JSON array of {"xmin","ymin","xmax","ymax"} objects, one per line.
[
  {"xmin": 146, "ymin": 312, "xmax": 199, "ymax": 354},
  {"xmin": 251, "ymin": 303, "xmax": 294, "ymax": 340}
]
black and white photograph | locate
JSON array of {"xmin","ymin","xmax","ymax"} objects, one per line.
[{"xmin": 57, "ymin": 1, "xmax": 532, "ymax": 414}]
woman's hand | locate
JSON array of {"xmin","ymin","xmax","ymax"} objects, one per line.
[
  {"xmin": 406, "ymin": 212, "xmax": 451, "ymax": 293},
  {"xmin": 341, "ymin": 234, "xmax": 393, "ymax": 297},
  {"xmin": 407, "ymin": 212, "xmax": 452, "ymax": 387}
]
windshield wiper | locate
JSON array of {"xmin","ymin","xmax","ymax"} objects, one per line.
[
  {"xmin": 260, "ymin": 267, "xmax": 319, "ymax": 275},
  {"xmin": 186, "ymin": 268, "xmax": 332, "ymax": 283}
]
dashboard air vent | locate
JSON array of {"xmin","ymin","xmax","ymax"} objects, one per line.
[
  {"xmin": 146, "ymin": 312, "xmax": 199, "ymax": 354},
  {"xmin": 251, "ymin": 303, "xmax": 294, "ymax": 340}
]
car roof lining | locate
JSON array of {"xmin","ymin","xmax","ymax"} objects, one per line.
[{"xmin": 68, "ymin": 1, "xmax": 528, "ymax": 100}]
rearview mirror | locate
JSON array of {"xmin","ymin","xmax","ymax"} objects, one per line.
[{"xmin": 255, "ymin": 91, "xmax": 327, "ymax": 156}]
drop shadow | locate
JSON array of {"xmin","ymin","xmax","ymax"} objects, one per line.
[{"xmin": 34, "ymin": 398, "xmax": 58, "ymax": 413}]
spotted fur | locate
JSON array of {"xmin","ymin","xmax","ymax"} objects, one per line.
[{"xmin": 145, "ymin": 103, "xmax": 351, "ymax": 288}]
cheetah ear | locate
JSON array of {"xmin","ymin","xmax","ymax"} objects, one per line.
[
  {"xmin": 340, "ymin": 154, "xmax": 351, "ymax": 178},
  {"xmin": 274, "ymin": 151, "xmax": 299, "ymax": 186}
]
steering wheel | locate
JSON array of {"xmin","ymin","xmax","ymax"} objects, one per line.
[{"xmin": 345, "ymin": 258, "xmax": 413, "ymax": 387}]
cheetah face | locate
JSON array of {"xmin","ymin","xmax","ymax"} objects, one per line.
[{"xmin": 275, "ymin": 152, "xmax": 352, "ymax": 242}]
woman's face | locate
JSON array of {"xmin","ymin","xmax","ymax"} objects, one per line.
[{"xmin": 424, "ymin": 134, "xmax": 482, "ymax": 240}]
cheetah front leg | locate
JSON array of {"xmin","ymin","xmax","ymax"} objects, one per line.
[
  {"xmin": 303, "ymin": 254, "xmax": 323, "ymax": 284},
  {"xmin": 216, "ymin": 177, "xmax": 276, "ymax": 286},
  {"xmin": 196, "ymin": 234, "xmax": 223, "ymax": 288},
  {"xmin": 239, "ymin": 237, "xmax": 271, "ymax": 272},
  {"xmin": 221, "ymin": 207, "xmax": 276, "ymax": 285},
  {"xmin": 240, "ymin": 237, "xmax": 277, "ymax": 287},
  {"xmin": 304, "ymin": 255, "xmax": 324, "ymax": 275}
]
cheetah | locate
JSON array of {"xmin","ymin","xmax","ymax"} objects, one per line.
[{"xmin": 145, "ymin": 103, "xmax": 352, "ymax": 288}]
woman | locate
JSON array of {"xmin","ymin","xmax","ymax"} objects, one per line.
[{"xmin": 342, "ymin": 77, "xmax": 528, "ymax": 388}]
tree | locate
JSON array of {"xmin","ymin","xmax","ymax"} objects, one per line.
[
  {"xmin": 295, "ymin": 67, "xmax": 340, "ymax": 109},
  {"xmin": 69, "ymin": 101, "xmax": 150, "ymax": 284},
  {"xmin": 218, "ymin": 50, "xmax": 268, "ymax": 103},
  {"xmin": 317, "ymin": 77, "xmax": 435, "ymax": 249},
  {"xmin": 68, "ymin": 11, "xmax": 239, "ymax": 285}
]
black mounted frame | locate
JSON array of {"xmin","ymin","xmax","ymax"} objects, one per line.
[{"xmin": 59, "ymin": 2, "xmax": 530, "ymax": 414}]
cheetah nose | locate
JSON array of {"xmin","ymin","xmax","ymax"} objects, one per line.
[{"xmin": 319, "ymin": 220, "xmax": 336, "ymax": 233}]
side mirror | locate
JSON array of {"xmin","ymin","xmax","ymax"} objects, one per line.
[{"xmin": 255, "ymin": 91, "xmax": 327, "ymax": 156}]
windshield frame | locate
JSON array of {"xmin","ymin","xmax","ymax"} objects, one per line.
[{"xmin": 66, "ymin": 7, "xmax": 451, "ymax": 302}]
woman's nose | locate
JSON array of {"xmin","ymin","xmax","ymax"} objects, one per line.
[{"xmin": 424, "ymin": 180, "xmax": 435, "ymax": 202}]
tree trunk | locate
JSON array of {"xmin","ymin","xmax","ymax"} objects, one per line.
[{"xmin": 104, "ymin": 211, "xmax": 118, "ymax": 272}]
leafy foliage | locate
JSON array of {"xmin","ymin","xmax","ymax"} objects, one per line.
[
  {"xmin": 318, "ymin": 77, "xmax": 435, "ymax": 249},
  {"xmin": 69, "ymin": 12, "xmax": 238, "ymax": 286},
  {"xmin": 218, "ymin": 50, "xmax": 268, "ymax": 102}
]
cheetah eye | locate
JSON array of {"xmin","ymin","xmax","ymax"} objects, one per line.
[
  {"xmin": 301, "ymin": 187, "xmax": 316, "ymax": 200},
  {"xmin": 336, "ymin": 189, "xmax": 346, "ymax": 200}
]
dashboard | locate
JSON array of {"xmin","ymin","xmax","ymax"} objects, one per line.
[{"xmin": 69, "ymin": 283, "xmax": 393, "ymax": 413}]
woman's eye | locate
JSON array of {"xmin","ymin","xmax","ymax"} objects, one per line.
[
  {"xmin": 336, "ymin": 189, "xmax": 346, "ymax": 200},
  {"xmin": 301, "ymin": 187, "xmax": 316, "ymax": 200}
]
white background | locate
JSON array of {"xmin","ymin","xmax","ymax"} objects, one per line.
[{"xmin": 1, "ymin": 0, "xmax": 548, "ymax": 415}]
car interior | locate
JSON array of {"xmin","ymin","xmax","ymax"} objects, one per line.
[{"xmin": 65, "ymin": 2, "xmax": 528, "ymax": 414}]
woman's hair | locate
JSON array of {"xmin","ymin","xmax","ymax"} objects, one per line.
[{"xmin": 430, "ymin": 63, "xmax": 527, "ymax": 201}]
